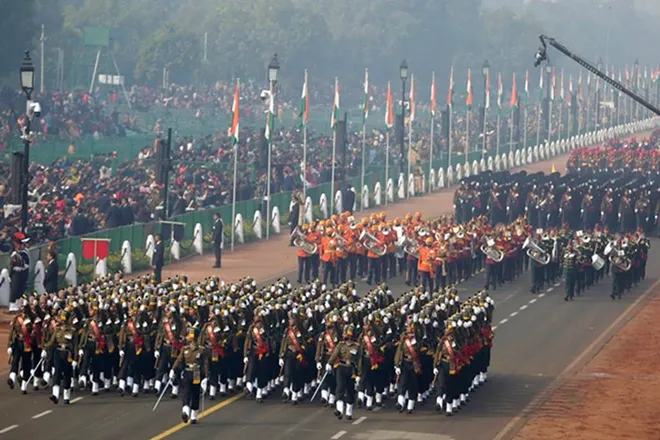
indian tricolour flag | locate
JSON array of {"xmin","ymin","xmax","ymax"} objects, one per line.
[
  {"xmin": 229, "ymin": 79, "xmax": 240, "ymax": 146},
  {"xmin": 465, "ymin": 68, "xmax": 473, "ymax": 109},
  {"xmin": 430, "ymin": 71, "xmax": 437, "ymax": 116},
  {"xmin": 559, "ymin": 69, "xmax": 565, "ymax": 102},
  {"xmin": 299, "ymin": 70, "xmax": 309, "ymax": 127},
  {"xmin": 446, "ymin": 66, "xmax": 454, "ymax": 107},
  {"xmin": 363, "ymin": 69, "xmax": 369, "ymax": 124},
  {"xmin": 484, "ymin": 70, "xmax": 491, "ymax": 109},
  {"xmin": 265, "ymin": 84, "xmax": 275, "ymax": 141},
  {"xmin": 497, "ymin": 72, "xmax": 503, "ymax": 111},
  {"xmin": 385, "ymin": 81, "xmax": 393, "ymax": 129},
  {"xmin": 510, "ymin": 73, "xmax": 518, "ymax": 108},
  {"xmin": 524, "ymin": 70, "xmax": 529, "ymax": 102},
  {"xmin": 331, "ymin": 77, "xmax": 340, "ymax": 130}
]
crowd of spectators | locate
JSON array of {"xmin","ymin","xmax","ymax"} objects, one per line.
[{"xmin": 0, "ymin": 77, "xmax": 609, "ymax": 252}]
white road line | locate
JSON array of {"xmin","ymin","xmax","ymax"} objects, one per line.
[
  {"xmin": 554, "ymin": 282, "xmax": 561, "ymax": 287},
  {"xmin": 32, "ymin": 410, "xmax": 52, "ymax": 419},
  {"xmin": 510, "ymin": 311, "xmax": 519, "ymax": 317},
  {"xmin": 519, "ymin": 305, "xmax": 528, "ymax": 310},
  {"xmin": 71, "ymin": 397, "xmax": 84, "ymax": 404},
  {"xmin": 0, "ymin": 425, "xmax": 18, "ymax": 435},
  {"xmin": 546, "ymin": 287, "xmax": 554, "ymax": 292},
  {"xmin": 492, "ymin": 326, "xmax": 498, "ymax": 331},
  {"xmin": 353, "ymin": 416, "xmax": 367, "ymax": 425},
  {"xmin": 539, "ymin": 293, "xmax": 546, "ymax": 298},
  {"xmin": 529, "ymin": 298, "xmax": 538, "ymax": 304},
  {"xmin": 331, "ymin": 431, "xmax": 347, "ymax": 439},
  {"xmin": 499, "ymin": 318, "xmax": 509, "ymax": 325}
]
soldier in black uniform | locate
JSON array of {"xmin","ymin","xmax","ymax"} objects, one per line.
[
  {"xmin": 212, "ymin": 213, "xmax": 224, "ymax": 268},
  {"xmin": 327, "ymin": 323, "xmax": 360, "ymax": 420},
  {"xmin": 44, "ymin": 309, "xmax": 77, "ymax": 405},
  {"xmin": 9, "ymin": 232, "xmax": 30, "ymax": 312},
  {"xmin": 153, "ymin": 234, "xmax": 165, "ymax": 284}
]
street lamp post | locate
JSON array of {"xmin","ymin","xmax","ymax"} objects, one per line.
[
  {"xmin": 481, "ymin": 60, "xmax": 490, "ymax": 159},
  {"xmin": 399, "ymin": 59, "xmax": 408, "ymax": 177},
  {"xmin": 265, "ymin": 53, "xmax": 279, "ymax": 240},
  {"xmin": 19, "ymin": 51, "xmax": 35, "ymax": 233}
]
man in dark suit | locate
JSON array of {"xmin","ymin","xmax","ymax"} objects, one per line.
[
  {"xmin": 105, "ymin": 198, "xmax": 123, "ymax": 229},
  {"xmin": 212, "ymin": 213, "xmax": 224, "ymax": 268},
  {"xmin": 153, "ymin": 234, "xmax": 165, "ymax": 284},
  {"xmin": 343, "ymin": 184, "xmax": 356, "ymax": 215},
  {"xmin": 44, "ymin": 250, "xmax": 59, "ymax": 294}
]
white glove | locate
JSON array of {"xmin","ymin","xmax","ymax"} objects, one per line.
[
  {"xmin": 355, "ymin": 377, "xmax": 360, "ymax": 386},
  {"xmin": 78, "ymin": 349, "xmax": 84, "ymax": 357},
  {"xmin": 279, "ymin": 358, "xmax": 284, "ymax": 368},
  {"xmin": 325, "ymin": 363, "xmax": 332, "ymax": 372},
  {"xmin": 72, "ymin": 361, "xmax": 78, "ymax": 369},
  {"xmin": 7, "ymin": 348, "xmax": 11, "ymax": 356},
  {"xmin": 154, "ymin": 350, "xmax": 160, "ymax": 359},
  {"xmin": 316, "ymin": 362, "xmax": 322, "ymax": 371},
  {"xmin": 395, "ymin": 367, "xmax": 401, "ymax": 376},
  {"xmin": 41, "ymin": 350, "xmax": 47, "ymax": 359},
  {"xmin": 433, "ymin": 368, "xmax": 439, "ymax": 376},
  {"xmin": 201, "ymin": 378, "xmax": 208, "ymax": 393},
  {"xmin": 243, "ymin": 357, "xmax": 248, "ymax": 365},
  {"xmin": 169, "ymin": 369, "xmax": 176, "ymax": 380},
  {"xmin": 119, "ymin": 350, "xmax": 125, "ymax": 358}
]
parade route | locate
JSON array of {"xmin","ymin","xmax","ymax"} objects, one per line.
[{"xmin": 0, "ymin": 238, "xmax": 657, "ymax": 440}]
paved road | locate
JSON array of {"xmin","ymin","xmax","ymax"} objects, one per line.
[{"xmin": 1, "ymin": 240, "xmax": 657, "ymax": 440}]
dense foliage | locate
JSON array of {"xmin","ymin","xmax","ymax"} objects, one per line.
[{"xmin": 0, "ymin": 0, "xmax": 658, "ymax": 90}]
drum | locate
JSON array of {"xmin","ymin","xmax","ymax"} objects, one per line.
[{"xmin": 591, "ymin": 254, "xmax": 605, "ymax": 271}]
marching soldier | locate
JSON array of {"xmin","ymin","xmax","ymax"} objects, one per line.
[
  {"xmin": 244, "ymin": 309, "xmax": 272, "ymax": 402},
  {"xmin": 170, "ymin": 326, "xmax": 210, "ymax": 424},
  {"xmin": 393, "ymin": 319, "xmax": 423, "ymax": 414},
  {"xmin": 357, "ymin": 316, "xmax": 385, "ymax": 410},
  {"xmin": 78, "ymin": 301, "xmax": 107, "ymax": 395},
  {"xmin": 154, "ymin": 302, "xmax": 183, "ymax": 398},
  {"xmin": 279, "ymin": 313, "xmax": 308, "ymax": 404},
  {"xmin": 7, "ymin": 300, "xmax": 35, "ymax": 393},
  {"xmin": 327, "ymin": 323, "xmax": 360, "ymax": 420},
  {"xmin": 44, "ymin": 308, "xmax": 77, "ymax": 405},
  {"xmin": 315, "ymin": 313, "xmax": 341, "ymax": 407}
]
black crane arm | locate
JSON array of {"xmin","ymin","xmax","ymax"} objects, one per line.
[{"xmin": 535, "ymin": 34, "xmax": 660, "ymax": 117}]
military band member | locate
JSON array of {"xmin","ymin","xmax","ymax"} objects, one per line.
[
  {"xmin": 327, "ymin": 324, "xmax": 360, "ymax": 420},
  {"xmin": 320, "ymin": 227, "xmax": 337, "ymax": 288},
  {"xmin": 170, "ymin": 326, "xmax": 210, "ymax": 424},
  {"xmin": 418, "ymin": 238, "xmax": 434, "ymax": 293},
  {"xmin": 563, "ymin": 242, "xmax": 578, "ymax": 301},
  {"xmin": 610, "ymin": 238, "xmax": 628, "ymax": 300}
]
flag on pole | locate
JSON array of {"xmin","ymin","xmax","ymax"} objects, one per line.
[
  {"xmin": 430, "ymin": 71, "xmax": 437, "ymax": 116},
  {"xmin": 385, "ymin": 81, "xmax": 393, "ymax": 129},
  {"xmin": 510, "ymin": 73, "xmax": 518, "ymax": 108},
  {"xmin": 465, "ymin": 69, "xmax": 473, "ymax": 108},
  {"xmin": 485, "ymin": 71, "xmax": 491, "ymax": 109},
  {"xmin": 409, "ymin": 74, "xmax": 416, "ymax": 122},
  {"xmin": 299, "ymin": 70, "xmax": 309, "ymax": 127},
  {"xmin": 497, "ymin": 73, "xmax": 503, "ymax": 110},
  {"xmin": 550, "ymin": 68, "xmax": 556, "ymax": 101},
  {"xmin": 567, "ymin": 74, "xmax": 573, "ymax": 105},
  {"xmin": 559, "ymin": 69, "xmax": 565, "ymax": 102},
  {"xmin": 229, "ymin": 79, "xmax": 240, "ymax": 145},
  {"xmin": 524, "ymin": 70, "xmax": 529, "ymax": 101},
  {"xmin": 446, "ymin": 66, "xmax": 454, "ymax": 107},
  {"xmin": 363, "ymin": 68, "xmax": 369, "ymax": 124},
  {"xmin": 578, "ymin": 72, "xmax": 583, "ymax": 101},
  {"xmin": 265, "ymin": 84, "xmax": 275, "ymax": 141},
  {"xmin": 331, "ymin": 77, "xmax": 340, "ymax": 129}
]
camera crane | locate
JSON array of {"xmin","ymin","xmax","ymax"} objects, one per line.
[{"xmin": 534, "ymin": 34, "xmax": 660, "ymax": 116}]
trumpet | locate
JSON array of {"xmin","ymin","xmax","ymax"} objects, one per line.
[
  {"xmin": 359, "ymin": 230, "xmax": 387, "ymax": 257},
  {"xmin": 522, "ymin": 237, "xmax": 550, "ymax": 265},
  {"xmin": 291, "ymin": 227, "xmax": 318, "ymax": 255}
]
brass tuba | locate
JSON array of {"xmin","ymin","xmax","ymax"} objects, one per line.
[
  {"xmin": 291, "ymin": 227, "xmax": 318, "ymax": 255},
  {"xmin": 609, "ymin": 249, "xmax": 631, "ymax": 272},
  {"xmin": 360, "ymin": 229, "xmax": 387, "ymax": 256},
  {"xmin": 522, "ymin": 237, "xmax": 550, "ymax": 265},
  {"xmin": 403, "ymin": 234, "xmax": 420, "ymax": 258},
  {"xmin": 480, "ymin": 237, "xmax": 504, "ymax": 262}
]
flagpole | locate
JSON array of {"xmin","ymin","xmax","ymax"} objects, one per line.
[
  {"xmin": 465, "ymin": 108, "xmax": 470, "ymax": 165},
  {"xmin": 496, "ymin": 113, "xmax": 501, "ymax": 159},
  {"xmin": 266, "ymin": 108, "xmax": 273, "ymax": 240},
  {"xmin": 429, "ymin": 110, "xmax": 434, "ymax": 193},
  {"xmin": 535, "ymin": 101, "xmax": 541, "ymax": 147},
  {"xmin": 557, "ymin": 102, "xmax": 563, "ymax": 143},
  {"xmin": 385, "ymin": 131, "xmax": 390, "ymax": 206},
  {"xmin": 407, "ymin": 117, "xmax": 412, "ymax": 198},
  {"xmin": 231, "ymin": 137, "xmax": 238, "ymax": 252},
  {"xmin": 331, "ymin": 127, "xmax": 336, "ymax": 214},
  {"xmin": 482, "ymin": 105, "xmax": 488, "ymax": 161},
  {"xmin": 302, "ymin": 70, "xmax": 308, "ymax": 202},
  {"xmin": 447, "ymin": 105, "xmax": 453, "ymax": 172},
  {"xmin": 509, "ymin": 109, "xmax": 514, "ymax": 155},
  {"xmin": 361, "ymin": 121, "xmax": 366, "ymax": 210},
  {"xmin": 523, "ymin": 105, "xmax": 528, "ymax": 152}
]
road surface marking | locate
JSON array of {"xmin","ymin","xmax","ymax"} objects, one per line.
[
  {"xmin": 492, "ymin": 325, "xmax": 498, "ymax": 330},
  {"xmin": 546, "ymin": 287, "xmax": 554, "ymax": 292},
  {"xmin": 498, "ymin": 318, "xmax": 508, "ymax": 325},
  {"xmin": 150, "ymin": 393, "xmax": 244, "ymax": 440},
  {"xmin": 529, "ymin": 298, "xmax": 538, "ymax": 304},
  {"xmin": 71, "ymin": 397, "xmax": 84, "ymax": 404},
  {"xmin": 539, "ymin": 293, "xmax": 546, "ymax": 298},
  {"xmin": 493, "ymin": 276, "xmax": 660, "ymax": 440},
  {"xmin": 353, "ymin": 416, "xmax": 367, "ymax": 425},
  {"xmin": 0, "ymin": 425, "xmax": 18, "ymax": 435},
  {"xmin": 331, "ymin": 431, "xmax": 347, "ymax": 439},
  {"xmin": 520, "ymin": 305, "xmax": 528, "ymax": 310},
  {"xmin": 554, "ymin": 282, "xmax": 561, "ymax": 287},
  {"xmin": 509, "ymin": 311, "xmax": 518, "ymax": 317},
  {"xmin": 32, "ymin": 410, "xmax": 52, "ymax": 419}
]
